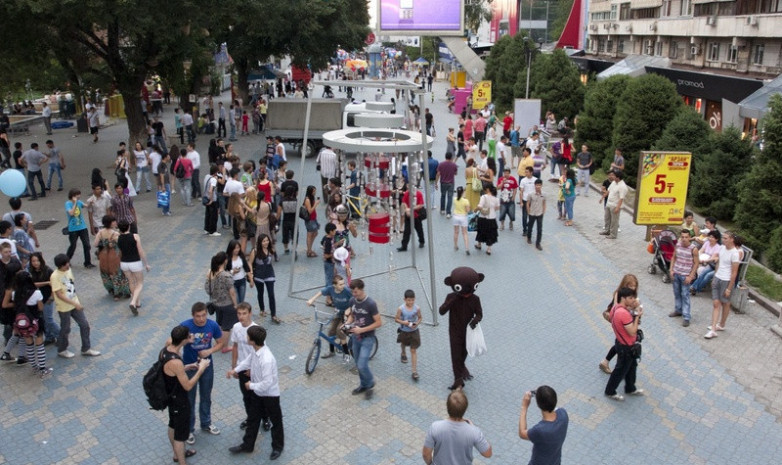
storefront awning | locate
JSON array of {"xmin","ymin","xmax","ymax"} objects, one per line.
[
  {"xmin": 646, "ymin": 66, "xmax": 764, "ymax": 104},
  {"xmin": 597, "ymin": 55, "xmax": 670, "ymax": 81},
  {"xmin": 738, "ymin": 74, "xmax": 782, "ymax": 120}
]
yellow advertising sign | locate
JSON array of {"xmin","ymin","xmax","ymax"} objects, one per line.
[
  {"xmin": 472, "ymin": 81, "xmax": 491, "ymax": 110},
  {"xmin": 633, "ymin": 151, "xmax": 692, "ymax": 225}
]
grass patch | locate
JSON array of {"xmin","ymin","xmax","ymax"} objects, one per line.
[{"xmin": 746, "ymin": 264, "xmax": 782, "ymax": 302}]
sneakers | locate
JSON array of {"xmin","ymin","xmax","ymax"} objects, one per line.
[
  {"xmin": 446, "ymin": 214, "xmax": 451, "ymax": 219},
  {"xmin": 707, "ymin": 324, "xmax": 725, "ymax": 331},
  {"xmin": 39, "ymin": 367, "xmax": 54, "ymax": 379},
  {"xmin": 58, "ymin": 350, "xmax": 75, "ymax": 358},
  {"xmin": 321, "ymin": 352, "xmax": 335, "ymax": 359},
  {"xmin": 186, "ymin": 433, "xmax": 195, "ymax": 445},
  {"xmin": 0, "ymin": 352, "xmax": 14, "ymax": 362},
  {"xmin": 599, "ymin": 231, "xmax": 610, "ymax": 235},
  {"xmin": 668, "ymin": 312, "xmax": 683, "ymax": 318},
  {"xmin": 682, "ymin": 320, "xmax": 690, "ymax": 327},
  {"xmin": 627, "ymin": 389, "xmax": 645, "ymax": 396},
  {"xmin": 209, "ymin": 232, "xmax": 222, "ymax": 237},
  {"xmin": 342, "ymin": 354, "xmax": 352, "ymax": 364},
  {"xmin": 202, "ymin": 425, "xmax": 220, "ymax": 435},
  {"xmin": 606, "ymin": 393, "xmax": 625, "ymax": 401},
  {"xmin": 16, "ymin": 357, "xmax": 28, "ymax": 365},
  {"xmin": 81, "ymin": 349, "xmax": 101, "ymax": 356},
  {"xmin": 704, "ymin": 330, "xmax": 718, "ymax": 339}
]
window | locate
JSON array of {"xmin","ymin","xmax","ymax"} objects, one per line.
[
  {"xmin": 620, "ymin": 2, "xmax": 631, "ymax": 20},
  {"xmin": 611, "ymin": 4, "xmax": 618, "ymax": 19},
  {"xmin": 598, "ymin": 37, "xmax": 606, "ymax": 53},
  {"xmin": 708, "ymin": 43, "xmax": 721, "ymax": 61},
  {"xmin": 645, "ymin": 40, "xmax": 654, "ymax": 56},
  {"xmin": 680, "ymin": 0, "xmax": 692, "ymax": 15},
  {"xmin": 656, "ymin": 41, "xmax": 664, "ymax": 56},
  {"xmin": 728, "ymin": 45, "xmax": 738, "ymax": 63},
  {"xmin": 618, "ymin": 40, "xmax": 625, "ymax": 53},
  {"xmin": 670, "ymin": 41, "xmax": 679, "ymax": 59},
  {"xmin": 607, "ymin": 39, "xmax": 614, "ymax": 53},
  {"xmin": 752, "ymin": 44, "xmax": 764, "ymax": 65}
]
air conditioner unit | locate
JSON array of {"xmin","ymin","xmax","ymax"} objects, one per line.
[
  {"xmin": 706, "ymin": 15, "xmax": 717, "ymax": 26},
  {"xmin": 603, "ymin": 23, "xmax": 610, "ymax": 30},
  {"xmin": 590, "ymin": 24, "xmax": 598, "ymax": 31},
  {"xmin": 650, "ymin": 22, "xmax": 657, "ymax": 32},
  {"xmin": 612, "ymin": 23, "xmax": 619, "ymax": 30},
  {"xmin": 626, "ymin": 25, "xmax": 633, "ymax": 32},
  {"xmin": 750, "ymin": 16, "xmax": 758, "ymax": 26},
  {"xmin": 690, "ymin": 45, "xmax": 700, "ymax": 57}
]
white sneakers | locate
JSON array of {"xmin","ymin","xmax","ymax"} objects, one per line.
[
  {"xmin": 704, "ymin": 330, "xmax": 718, "ymax": 339},
  {"xmin": 58, "ymin": 350, "xmax": 75, "ymax": 358},
  {"xmin": 82, "ymin": 349, "xmax": 101, "ymax": 356}
]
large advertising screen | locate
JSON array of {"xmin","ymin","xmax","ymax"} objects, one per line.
[
  {"xmin": 378, "ymin": 0, "xmax": 465, "ymax": 36},
  {"xmin": 633, "ymin": 152, "xmax": 692, "ymax": 225}
]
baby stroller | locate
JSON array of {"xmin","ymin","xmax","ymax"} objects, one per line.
[{"xmin": 647, "ymin": 229, "xmax": 677, "ymax": 283}]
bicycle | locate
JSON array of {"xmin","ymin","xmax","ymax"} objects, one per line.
[{"xmin": 305, "ymin": 307, "xmax": 378, "ymax": 375}]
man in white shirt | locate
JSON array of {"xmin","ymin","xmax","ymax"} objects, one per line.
[
  {"xmin": 601, "ymin": 170, "xmax": 628, "ymax": 239},
  {"xmin": 226, "ymin": 326, "xmax": 284, "ymax": 460},
  {"xmin": 496, "ymin": 136, "xmax": 508, "ymax": 175},
  {"xmin": 223, "ymin": 168, "xmax": 245, "ymax": 197},
  {"xmin": 317, "ymin": 146, "xmax": 338, "ymax": 199},
  {"xmin": 228, "ymin": 303, "xmax": 270, "ymax": 432},
  {"xmin": 182, "ymin": 111, "xmax": 195, "ymax": 144},
  {"xmin": 275, "ymin": 136, "xmax": 286, "ymax": 162},
  {"xmin": 186, "ymin": 143, "xmax": 202, "ymax": 199},
  {"xmin": 85, "ymin": 185, "xmax": 113, "ymax": 234},
  {"xmin": 41, "ymin": 102, "xmax": 52, "ymax": 135},
  {"xmin": 148, "ymin": 146, "xmax": 162, "ymax": 178}
]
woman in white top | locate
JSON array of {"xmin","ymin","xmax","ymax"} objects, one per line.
[
  {"xmin": 133, "ymin": 141, "xmax": 153, "ymax": 192},
  {"xmin": 474, "ymin": 184, "xmax": 500, "ymax": 255}
]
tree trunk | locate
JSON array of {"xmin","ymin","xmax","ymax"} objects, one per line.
[
  {"xmin": 120, "ymin": 92, "xmax": 148, "ymax": 147},
  {"xmin": 235, "ymin": 58, "xmax": 250, "ymax": 107}
]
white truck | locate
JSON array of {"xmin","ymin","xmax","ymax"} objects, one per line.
[{"xmin": 264, "ymin": 99, "xmax": 379, "ymax": 157}]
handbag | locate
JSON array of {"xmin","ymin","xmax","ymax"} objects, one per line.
[
  {"xmin": 156, "ymin": 190, "xmax": 170, "ymax": 208},
  {"xmin": 470, "ymin": 169, "xmax": 482, "ymax": 192},
  {"xmin": 467, "ymin": 212, "xmax": 478, "ymax": 232},
  {"xmin": 299, "ymin": 204, "xmax": 310, "ymax": 221}
]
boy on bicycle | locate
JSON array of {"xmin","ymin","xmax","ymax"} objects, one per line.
[{"xmin": 307, "ymin": 276, "xmax": 352, "ymax": 361}]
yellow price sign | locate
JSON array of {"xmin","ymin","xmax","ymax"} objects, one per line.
[
  {"xmin": 472, "ymin": 81, "xmax": 491, "ymax": 110},
  {"xmin": 633, "ymin": 151, "xmax": 692, "ymax": 225}
]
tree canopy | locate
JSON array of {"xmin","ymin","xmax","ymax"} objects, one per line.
[
  {"xmin": 575, "ymin": 75, "xmax": 630, "ymax": 169},
  {"xmin": 529, "ymin": 49, "xmax": 584, "ymax": 122}
]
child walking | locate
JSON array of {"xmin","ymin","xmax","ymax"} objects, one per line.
[{"xmin": 395, "ymin": 289, "xmax": 422, "ymax": 381}]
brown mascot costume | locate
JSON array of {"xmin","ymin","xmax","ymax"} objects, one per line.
[{"xmin": 439, "ymin": 266, "xmax": 484, "ymax": 390}]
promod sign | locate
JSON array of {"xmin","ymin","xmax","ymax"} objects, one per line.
[{"xmin": 633, "ymin": 151, "xmax": 692, "ymax": 225}]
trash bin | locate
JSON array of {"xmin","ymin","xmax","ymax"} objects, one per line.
[
  {"xmin": 77, "ymin": 113, "xmax": 88, "ymax": 133},
  {"xmin": 731, "ymin": 285, "xmax": 750, "ymax": 314}
]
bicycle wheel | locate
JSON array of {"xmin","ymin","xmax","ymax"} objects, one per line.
[
  {"xmin": 305, "ymin": 339, "xmax": 321, "ymax": 375},
  {"xmin": 369, "ymin": 335, "xmax": 379, "ymax": 360}
]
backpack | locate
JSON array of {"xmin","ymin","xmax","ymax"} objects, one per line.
[
  {"xmin": 142, "ymin": 349, "xmax": 173, "ymax": 410},
  {"xmin": 174, "ymin": 160, "xmax": 186, "ymax": 179},
  {"xmin": 551, "ymin": 141, "xmax": 562, "ymax": 161},
  {"xmin": 14, "ymin": 311, "xmax": 38, "ymax": 338}
]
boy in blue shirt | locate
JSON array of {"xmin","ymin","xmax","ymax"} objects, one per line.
[{"xmin": 306, "ymin": 275, "xmax": 352, "ymax": 360}]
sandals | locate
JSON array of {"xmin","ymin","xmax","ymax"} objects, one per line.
[
  {"xmin": 260, "ymin": 311, "xmax": 267, "ymax": 318},
  {"xmin": 272, "ymin": 316, "xmax": 282, "ymax": 324},
  {"xmin": 401, "ymin": 354, "xmax": 408, "ymax": 363},
  {"xmin": 173, "ymin": 449, "xmax": 197, "ymax": 462},
  {"xmin": 306, "ymin": 251, "xmax": 318, "ymax": 258},
  {"xmin": 412, "ymin": 372, "xmax": 419, "ymax": 381}
]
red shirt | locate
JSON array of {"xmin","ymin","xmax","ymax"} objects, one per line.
[
  {"xmin": 174, "ymin": 157, "xmax": 194, "ymax": 179},
  {"xmin": 610, "ymin": 304, "xmax": 636, "ymax": 345},
  {"xmin": 503, "ymin": 115, "xmax": 513, "ymax": 132},
  {"xmin": 402, "ymin": 190, "xmax": 425, "ymax": 219}
]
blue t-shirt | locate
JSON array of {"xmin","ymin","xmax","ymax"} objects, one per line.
[
  {"xmin": 427, "ymin": 158, "xmax": 439, "ymax": 181},
  {"xmin": 320, "ymin": 285, "xmax": 353, "ymax": 314},
  {"xmin": 510, "ymin": 130, "xmax": 520, "ymax": 147},
  {"xmin": 180, "ymin": 318, "xmax": 223, "ymax": 364},
  {"xmin": 528, "ymin": 408, "xmax": 568, "ymax": 465},
  {"xmin": 65, "ymin": 200, "xmax": 88, "ymax": 232}
]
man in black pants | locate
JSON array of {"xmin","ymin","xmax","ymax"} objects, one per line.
[
  {"xmin": 397, "ymin": 185, "xmax": 425, "ymax": 252},
  {"xmin": 227, "ymin": 326, "xmax": 284, "ymax": 460}
]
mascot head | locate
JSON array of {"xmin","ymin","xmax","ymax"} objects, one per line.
[{"xmin": 444, "ymin": 267, "xmax": 484, "ymax": 296}]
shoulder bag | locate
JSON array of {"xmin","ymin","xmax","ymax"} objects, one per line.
[
  {"xmin": 205, "ymin": 274, "xmax": 216, "ymax": 315},
  {"xmin": 470, "ymin": 169, "xmax": 482, "ymax": 192}
]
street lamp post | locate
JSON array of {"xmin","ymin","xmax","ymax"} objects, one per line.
[{"xmin": 524, "ymin": 38, "xmax": 545, "ymax": 99}]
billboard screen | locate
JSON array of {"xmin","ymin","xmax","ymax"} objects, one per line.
[{"xmin": 378, "ymin": 0, "xmax": 464, "ymax": 36}]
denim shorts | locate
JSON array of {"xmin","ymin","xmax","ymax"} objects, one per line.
[{"xmin": 305, "ymin": 219, "xmax": 320, "ymax": 232}]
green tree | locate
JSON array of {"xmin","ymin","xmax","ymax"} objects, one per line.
[
  {"xmin": 465, "ymin": 0, "xmax": 495, "ymax": 34},
  {"xmin": 528, "ymin": 49, "xmax": 584, "ymax": 122},
  {"xmin": 734, "ymin": 94, "xmax": 782, "ymax": 256},
  {"xmin": 575, "ymin": 75, "xmax": 630, "ymax": 168},
  {"xmin": 612, "ymin": 74, "xmax": 682, "ymax": 186},
  {"xmin": 686, "ymin": 127, "xmax": 754, "ymax": 220},
  {"xmin": 653, "ymin": 107, "xmax": 711, "ymax": 157},
  {"xmin": 484, "ymin": 35, "xmax": 523, "ymax": 111}
]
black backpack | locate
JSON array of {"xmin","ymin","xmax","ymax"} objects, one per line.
[
  {"xmin": 174, "ymin": 160, "xmax": 186, "ymax": 179},
  {"xmin": 142, "ymin": 349, "xmax": 173, "ymax": 410}
]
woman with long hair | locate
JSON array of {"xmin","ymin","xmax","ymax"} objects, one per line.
[
  {"xmin": 480, "ymin": 157, "xmax": 496, "ymax": 188},
  {"xmin": 91, "ymin": 168, "xmax": 109, "ymax": 193},
  {"xmin": 93, "ymin": 215, "xmax": 130, "ymax": 301},
  {"xmin": 599, "ymin": 274, "xmax": 640, "ymax": 374},
  {"xmin": 248, "ymin": 234, "xmax": 280, "ymax": 324},
  {"xmin": 474, "ymin": 184, "xmax": 500, "ymax": 255},
  {"xmin": 226, "ymin": 240, "xmax": 252, "ymax": 305},
  {"xmin": 243, "ymin": 187, "xmax": 258, "ymax": 253},
  {"xmin": 29, "ymin": 252, "xmax": 59, "ymax": 345},
  {"xmin": 133, "ymin": 141, "xmax": 153, "ymax": 192},
  {"xmin": 205, "ymin": 251, "xmax": 237, "ymax": 352},
  {"xmin": 254, "ymin": 190, "xmax": 274, "ymax": 247},
  {"xmin": 303, "ymin": 185, "xmax": 321, "ymax": 257},
  {"xmin": 464, "ymin": 158, "xmax": 481, "ymax": 210},
  {"xmin": 452, "ymin": 186, "xmax": 471, "ymax": 254},
  {"xmin": 117, "ymin": 220, "xmax": 150, "ymax": 315},
  {"xmin": 562, "ymin": 168, "xmax": 577, "ymax": 226},
  {"xmin": 7, "ymin": 270, "xmax": 51, "ymax": 377}
]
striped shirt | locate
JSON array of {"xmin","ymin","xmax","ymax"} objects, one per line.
[
  {"xmin": 672, "ymin": 242, "xmax": 696, "ymax": 276},
  {"xmin": 318, "ymin": 148, "xmax": 339, "ymax": 178}
]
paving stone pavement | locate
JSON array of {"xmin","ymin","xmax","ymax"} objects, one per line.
[{"xmin": 2, "ymin": 81, "xmax": 782, "ymax": 465}]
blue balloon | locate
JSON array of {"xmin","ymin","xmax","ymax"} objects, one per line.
[{"xmin": 0, "ymin": 169, "xmax": 27, "ymax": 197}]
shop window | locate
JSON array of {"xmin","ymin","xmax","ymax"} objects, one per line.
[
  {"xmin": 670, "ymin": 41, "xmax": 679, "ymax": 59},
  {"xmin": 618, "ymin": 40, "xmax": 625, "ymax": 53},
  {"xmin": 728, "ymin": 45, "xmax": 738, "ymax": 63},
  {"xmin": 708, "ymin": 43, "xmax": 721, "ymax": 62},
  {"xmin": 752, "ymin": 44, "xmax": 764, "ymax": 65}
]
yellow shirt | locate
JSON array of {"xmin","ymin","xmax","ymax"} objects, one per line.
[
  {"xmin": 453, "ymin": 197, "xmax": 471, "ymax": 216},
  {"xmin": 517, "ymin": 155, "xmax": 534, "ymax": 177},
  {"xmin": 51, "ymin": 268, "xmax": 81, "ymax": 312}
]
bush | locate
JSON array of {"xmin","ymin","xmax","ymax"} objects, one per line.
[
  {"xmin": 575, "ymin": 75, "xmax": 630, "ymax": 168},
  {"xmin": 529, "ymin": 49, "xmax": 585, "ymax": 122},
  {"xmin": 611, "ymin": 74, "xmax": 682, "ymax": 187},
  {"xmin": 653, "ymin": 107, "xmax": 711, "ymax": 167},
  {"xmin": 485, "ymin": 35, "xmax": 526, "ymax": 111},
  {"xmin": 763, "ymin": 226, "xmax": 782, "ymax": 274}
]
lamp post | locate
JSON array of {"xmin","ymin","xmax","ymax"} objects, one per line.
[{"xmin": 524, "ymin": 38, "xmax": 545, "ymax": 99}]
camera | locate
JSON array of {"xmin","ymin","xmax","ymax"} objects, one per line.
[{"xmin": 530, "ymin": 389, "xmax": 536, "ymax": 398}]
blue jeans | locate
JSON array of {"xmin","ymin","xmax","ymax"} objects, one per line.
[
  {"xmin": 43, "ymin": 300, "xmax": 59, "ymax": 342},
  {"xmin": 47, "ymin": 163, "xmax": 63, "ymax": 189},
  {"xmin": 352, "ymin": 335, "xmax": 375, "ymax": 389},
  {"xmin": 233, "ymin": 278, "xmax": 246, "ymax": 304},
  {"xmin": 693, "ymin": 268, "xmax": 714, "ymax": 292},
  {"xmin": 672, "ymin": 274, "xmax": 692, "ymax": 320},
  {"xmin": 564, "ymin": 196, "xmax": 575, "ymax": 220},
  {"xmin": 324, "ymin": 260, "xmax": 334, "ymax": 287},
  {"xmin": 439, "ymin": 182, "xmax": 454, "ymax": 214},
  {"xmin": 230, "ymin": 122, "xmax": 237, "ymax": 140},
  {"xmin": 187, "ymin": 362, "xmax": 214, "ymax": 432},
  {"xmin": 499, "ymin": 201, "xmax": 515, "ymax": 223}
]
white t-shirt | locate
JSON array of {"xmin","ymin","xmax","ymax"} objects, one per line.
[
  {"xmin": 715, "ymin": 246, "xmax": 740, "ymax": 281},
  {"xmin": 496, "ymin": 141, "xmax": 507, "ymax": 161},
  {"xmin": 134, "ymin": 150, "xmax": 148, "ymax": 168},
  {"xmin": 478, "ymin": 195, "xmax": 499, "ymax": 220},
  {"xmin": 204, "ymin": 174, "xmax": 218, "ymax": 201},
  {"xmin": 230, "ymin": 321, "xmax": 258, "ymax": 362},
  {"xmin": 223, "ymin": 179, "xmax": 245, "ymax": 197},
  {"xmin": 149, "ymin": 151, "xmax": 162, "ymax": 174},
  {"xmin": 230, "ymin": 257, "xmax": 246, "ymax": 281},
  {"xmin": 11, "ymin": 289, "xmax": 43, "ymax": 306},
  {"xmin": 519, "ymin": 176, "xmax": 536, "ymax": 201},
  {"xmin": 186, "ymin": 150, "xmax": 201, "ymax": 170}
]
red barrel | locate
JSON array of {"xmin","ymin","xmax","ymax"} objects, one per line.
[
  {"xmin": 368, "ymin": 213, "xmax": 390, "ymax": 243},
  {"xmin": 365, "ymin": 183, "xmax": 391, "ymax": 198},
  {"xmin": 368, "ymin": 232, "xmax": 390, "ymax": 244},
  {"xmin": 364, "ymin": 156, "xmax": 390, "ymax": 170}
]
